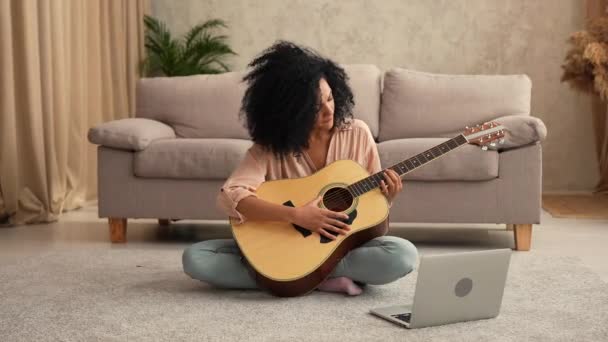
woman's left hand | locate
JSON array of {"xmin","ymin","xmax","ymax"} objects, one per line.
[{"xmin": 379, "ymin": 169, "xmax": 403, "ymax": 204}]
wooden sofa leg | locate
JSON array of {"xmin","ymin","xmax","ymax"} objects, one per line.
[
  {"xmin": 109, "ymin": 218, "xmax": 127, "ymax": 243},
  {"xmin": 513, "ymin": 224, "xmax": 532, "ymax": 251},
  {"xmin": 158, "ymin": 219, "xmax": 170, "ymax": 226}
]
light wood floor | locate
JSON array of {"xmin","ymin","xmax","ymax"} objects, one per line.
[{"xmin": 542, "ymin": 194, "xmax": 608, "ymax": 219}]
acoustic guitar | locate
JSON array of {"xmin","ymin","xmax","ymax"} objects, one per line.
[{"xmin": 231, "ymin": 122, "xmax": 506, "ymax": 297}]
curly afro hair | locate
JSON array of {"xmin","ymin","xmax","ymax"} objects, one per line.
[{"xmin": 240, "ymin": 41, "xmax": 355, "ymax": 158}]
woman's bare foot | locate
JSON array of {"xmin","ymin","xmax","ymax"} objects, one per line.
[{"xmin": 317, "ymin": 276, "xmax": 363, "ymax": 296}]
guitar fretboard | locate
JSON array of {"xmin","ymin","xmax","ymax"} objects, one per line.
[{"xmin": 347, "ymin": 134, "xmax": 468, "ymax": 197}]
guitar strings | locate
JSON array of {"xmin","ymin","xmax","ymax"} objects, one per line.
[
  {"xmin": 295, "ymin": 165, "xmax": 402, "ymax": 210},
  {"xmin": 317, "ymin": 175, "xmax": 387, "ymax": 209},
  {"xmin": 314, "ymin": 190, "xmax": 349, "ymax": 210},
  {"xmin": 316, "ymin": 134, "xmax": 471, "ymax": 208},
  {"xmin": 320, "ymin": 170, "xmax": 391, "ymax": 205},
  {"xmin": 321, "ymin": 189, "xmax": 356, "ymax": 207},
  {"xmin": 323, "ymin": 196, "xmax": 350, "ymax": 211},
  {"xmin": 319, "ymin": 186, "xmax": 367, "ymax": 211}
]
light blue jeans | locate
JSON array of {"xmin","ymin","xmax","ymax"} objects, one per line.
[{"xmin": 182, "ymin": 236, "xmax": 418, "ymax": 289}]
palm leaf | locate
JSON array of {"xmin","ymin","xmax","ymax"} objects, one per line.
[
  {"xmin": 142, "ymin": 15, "xmax": 235, "ymax": 77},
  {"xmin": 183, "ymin": 19, "xmax": 228, "ymax": 49},
  {"xmin": 190, "ymin": 38, "xmax": 236, "ymax": 61}
]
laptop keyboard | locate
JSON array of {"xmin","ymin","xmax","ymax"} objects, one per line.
[{"xmin": 391, "ymin": 313, "xmax": 411, "ymax": 323}]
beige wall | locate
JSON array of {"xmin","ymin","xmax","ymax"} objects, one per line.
[{"xmin": 152, "ymin": 0, "xmax": 598, "ymax": 192}]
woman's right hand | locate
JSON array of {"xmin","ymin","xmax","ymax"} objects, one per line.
[{"xmin": 291, "ymin": 196, "xmax": 351, "ymax": 241}]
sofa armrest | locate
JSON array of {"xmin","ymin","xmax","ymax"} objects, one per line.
[
  {"xmin": 88, "ymin": 118, "xmax": 176, "ymax": 151},
  {"xmin": 490, "ymin": 114, "xmax": 547, "ymax": 151}
]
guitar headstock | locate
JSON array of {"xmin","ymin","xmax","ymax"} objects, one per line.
[{"xmin": 463, "ymin": 121, "xmax": 506, "ymax": 150}]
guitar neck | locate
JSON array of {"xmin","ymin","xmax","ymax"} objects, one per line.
[{"xmin": 347, "ymin": 134, "xmax": 468, "ymax": 197}]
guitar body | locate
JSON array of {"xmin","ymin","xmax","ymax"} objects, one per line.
[{"xmin": 231, "ymin": 159, "xmax": 390, "ymax": 297}]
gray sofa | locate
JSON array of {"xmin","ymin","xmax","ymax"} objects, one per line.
[{"xmin": 88, "ymin": 65, "xmax": 547, "ymax": 250}]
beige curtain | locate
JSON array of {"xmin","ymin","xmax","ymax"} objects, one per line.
[
  {"xmin": 0, "ymin": 0, "xmax": 150, "ymax": 225},
  {"xmin": 587, "ymin": 0, "xmax": 608, "ymax": 193}
]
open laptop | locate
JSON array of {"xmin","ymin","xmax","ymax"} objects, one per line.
[{"xmin": 370, "ymin": 248, "xmax": 511, "ymax": 329}]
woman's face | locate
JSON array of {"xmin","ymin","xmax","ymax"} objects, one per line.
[{"xmin": 314, "ymin": 78, "xmax": 335, "ymax": 131}]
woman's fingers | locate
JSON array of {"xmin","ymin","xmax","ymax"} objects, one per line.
[
  {"xmin": 322, "ymin": 224, "xmax": 348, "ymax": 236},
  {"xmin": 318, "ymin": 228, "xmax": 337, "ymax": 240},
  {"xmin": 324, "ymin": 209, "xmax": 349, "ymax": 220},
  {"xmin": 383, "ymin": 171, "xmax": 395, "ymax": 190},
  {"xmin": 324, "ymin": 221, "xmax": 350, "ymax": 234},
  {"xmin": 387, "ymin": 169, "xmax": 399, "ymax": 181},
  {"xmin": 380, "ymin": 179, "xmax": 389, "ymax": 194},
  {"xmin": 387, "ymin": 169, "xmax": 402, "ymax": 191},
  {"xmin": 326, "ymin": 218, "xmax": 350, "ymax": 230}
]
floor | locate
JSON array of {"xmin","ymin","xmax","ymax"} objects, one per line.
[
  {"xmin": 542, "ymin": 194, "xmax": 608, "ymax": 219},
  {"xmin": 1, "ymin": 203, "xmax": 607, "ymax": 283},
  {"xmin": 1, "ymin": 204, "xmax": 608, "ymax": 341}
]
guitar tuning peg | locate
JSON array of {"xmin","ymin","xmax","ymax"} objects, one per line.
[
  {"xmin": 481, "ymin": 146, "xmax": 488, "ymax": 151},
  {"xmin": 465, "ymin": 126, "xmax": 470, "ymax": 130},
  {"xmin": 499, "ymin": 138, "xmax": 505, "ymax": 144},
  {"xmin": 490, "ymin": 142, "xmax": 496, "ymax": 147}
]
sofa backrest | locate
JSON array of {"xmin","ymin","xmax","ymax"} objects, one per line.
[
  {"xmin": 341, "ymin": 64, "xmax": 381, "ymax": 138},
  {"xmin": 378, "ymin": 68, "xmax": 532, "ymax": 141},
  {"xmin": 135, "ymin": 64, "xmax": 382, "ymax": 139},
  {"xmin": 136, "ymin": 71, "xmax": 250, "ymax": 139}
]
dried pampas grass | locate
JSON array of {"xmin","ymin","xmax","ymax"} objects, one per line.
[{"xmin": 562, "ymin": 17, "xmax": 608, "ymax": 100}]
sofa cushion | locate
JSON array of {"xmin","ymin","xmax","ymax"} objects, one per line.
[
  {"xmin": 136, "ymin": 72, "xmax": 250, "ymax": 139},
  {"xmin": 378, "ymin": 138, "xmax": 499, "ymax": 181},
  {"xmin": 379, "ymin": 68, "xmax": 532, "ymax": 141},
  {"xmin": 87, "ymin": 118, "xmax": 176, "ymax": 151},
  {"xmin": 134, "ymin": 139, "xmax": 253, "ymax": 180},
  {"xmin": 341, "ymin": 64, "xmax": 381, "ymax": 138}
]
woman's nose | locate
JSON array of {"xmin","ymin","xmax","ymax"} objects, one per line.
[{"xmin": 321, "ymin": 102, "xmax": 332, "ymax": 114}]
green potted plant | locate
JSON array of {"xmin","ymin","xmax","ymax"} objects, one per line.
[{"xmin": 141, "ymin": 15, "xmax": 237, "ymax": 77}]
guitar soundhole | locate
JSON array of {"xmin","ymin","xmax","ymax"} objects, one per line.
[{"xmin": 322, "ymin": 187, "xmax": 353, "ymax": 212}]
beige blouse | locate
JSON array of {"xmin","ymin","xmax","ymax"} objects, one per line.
[{"xmin": 217, "ymin": 119, "xmax": 383, "ymax": 224}]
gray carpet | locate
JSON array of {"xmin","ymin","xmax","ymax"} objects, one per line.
[{"xmin": 1, "ymin": 246, "xmax": 607, "ymax": 342}]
